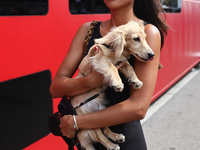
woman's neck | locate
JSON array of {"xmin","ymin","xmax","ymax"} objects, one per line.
[
  {"xmin": 109, "ymin": 1, "xmax": 141, "ymax": 26},
  {"xmin": 110, "ymin": 12, "xmax": 139, "ymax": 27},
  {"xmin": 100, "ymin": 4, "xmax": 142, "ymax": 36}
]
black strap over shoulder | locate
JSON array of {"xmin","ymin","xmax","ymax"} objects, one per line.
[{"xmin": 83, "ymin": 20, "xmax": 99, "ymax": 57}]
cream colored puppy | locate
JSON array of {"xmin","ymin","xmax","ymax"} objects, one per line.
[
  {"xmin": 92, "ymin": 21, "xmax": 155, "ymax": 90},
  {"xmin": 70, "ymin": 21, "xmax": 155, "ymax": 150}
]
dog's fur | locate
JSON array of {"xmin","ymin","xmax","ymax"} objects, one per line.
[{"xmin": 70, "ymin": 21, "xmax": 155, "ymax": 150}]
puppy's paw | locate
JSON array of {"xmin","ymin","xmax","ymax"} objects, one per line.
[
  {"xmin": 109, "ymin": 144, "xmax": 120, "ymax": 150},
  {"xmin": 112, "ymin": 83, "xmax": 124, "ymax": 92},
  {"xmin": 115, "ymin": 134, "xmax": 125, "ymax": 143},
  {"xmin": 130, "ymin": 80, "xmax": 143, "ymax": 89}
]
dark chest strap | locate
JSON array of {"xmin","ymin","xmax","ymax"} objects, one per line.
[{"xmin": 73, "ymin": 91, "xmax": 103, "ymax": 110}]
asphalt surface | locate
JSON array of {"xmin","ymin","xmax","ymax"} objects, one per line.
[{"xmin": 142, "ymin": 66, "xmax": 200, "ymax": 150}]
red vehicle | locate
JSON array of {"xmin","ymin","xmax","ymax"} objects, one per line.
[{"xmin": 0, "ymin": 0, "xmax": 199, "ymax": 150}]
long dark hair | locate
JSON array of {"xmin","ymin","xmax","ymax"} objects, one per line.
[{"xmin": 134, "ymin": 0, "xmax": 170, "ymax": 49}]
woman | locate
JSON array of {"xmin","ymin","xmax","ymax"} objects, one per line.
[{"xmin": 50, "ymin": 0, "xmax": 169, "ymax": 149}]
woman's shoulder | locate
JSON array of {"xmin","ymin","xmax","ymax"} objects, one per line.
[
  {"xmin": 80, "ymin": 21, "xmax": 101, "ymax": 30},
  {"xmin": 144, "ymin": 23, "xmax": 160, "ymax": 39},
  {"xmin": 143, "ymin": 23, "xmax": 161, "ymax": 54},
  {"xmin": 78, "ymin": 22, "xmax": 92, "ymax": 33},
  {"xmin": 72, "ymin": 21, "xmax": 94, "ymax": 41},
  {"xmin": 76, "ymin": 21, "xmax": 100, "ymax": 36}
]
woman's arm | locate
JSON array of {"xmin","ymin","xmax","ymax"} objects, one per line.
[
  {"xmin": 50, "ymin": 22, "xmax": 104, "ymax": 98},
  {"xmin": 60, "ymin": 24, "xmax": 161, "ymax": 137},
  {"xmin": 79, "ymin": 24, "xmax": 161, "ymax": 126}
]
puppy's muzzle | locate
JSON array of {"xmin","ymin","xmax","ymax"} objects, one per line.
[{"xmin": 135, "ymin": 53, "xmax": 155, "ymax": 61}]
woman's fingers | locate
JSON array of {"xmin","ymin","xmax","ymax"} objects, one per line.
[{"xmin": 59, "ymin": 115, "xmax": 77, "ymax": 138}]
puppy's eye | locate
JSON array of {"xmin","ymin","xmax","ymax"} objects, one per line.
[{"xmin": 133, "ymin": 37, "xmax": 140, "ymax": 42}]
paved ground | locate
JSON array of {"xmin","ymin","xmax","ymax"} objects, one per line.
[{"xmin": 141, "ymin": 66, "xmax": 200, "ymax": 150}]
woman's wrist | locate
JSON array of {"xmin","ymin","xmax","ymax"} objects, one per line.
[
  {"xmin": 73, "ymin": 115, "xmax": 79, "ymax": 131},
  {"xmin": 67, "ymin": 115, "xmax": 76, "ymax": 129},
  {"xmin": 73, "ymin": 115, "xmax": 84, "ymax": 130}
]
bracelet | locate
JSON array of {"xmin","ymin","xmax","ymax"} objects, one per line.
[
  {"xmin": 89, "ymin": 74, "xmax": 93, "ymax": 90},
  {"xmin": 73, "ymin": 115, "xmax": 79, "ymax": 131}
]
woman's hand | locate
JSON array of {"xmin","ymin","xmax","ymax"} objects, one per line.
[
  {"xmin": 88, "ymin": 46, "xmax": 126, "ymax": 89},
  {"xmin": 89, "ymin": 67, "xmax": 105, "ymax": 89},
  {"xmin": 87, "ymin": 46, "xmax": 105, "ymax": 89},
  {"xmin": 59, "ymin": 115, "xmax": 77, "ymax": 138}
]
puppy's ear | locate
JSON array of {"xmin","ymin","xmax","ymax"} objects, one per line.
[
  {"xmin": 88, "ymin": 45, "xmax": 100, "ymax": 57},
  {"xmin": 114, "ymin": 31, "xmax": 127, "ymax": 59},
  {"xmin": 88, "ymin": 46, "xmax": 95, "ymax": 57},
  {"xmin": 95, "ymin": 28, "xmax": 127, "ymax": 59}
]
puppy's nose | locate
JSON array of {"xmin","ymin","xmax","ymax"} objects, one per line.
[{"xmin": 148, "ymin": 53, "xmax": 155, "ymax": 60}]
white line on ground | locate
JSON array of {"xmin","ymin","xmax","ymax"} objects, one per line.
[{"xmin": 141, "ymin": 68, "xmax": 200, "ymax": 124}]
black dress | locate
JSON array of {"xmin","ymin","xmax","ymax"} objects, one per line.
[{"xmin": 85, "ymin": 21, "xmax": 147, "ymax": 150}]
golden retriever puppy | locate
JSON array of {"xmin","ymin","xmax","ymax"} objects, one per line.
[
  {"xmin": 70, "ymin": 21, "xmax": 155, "ymax": 150},
  {"xmin": 92, "ymin": 21, "xmax": 155, "ymax": 90}
]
